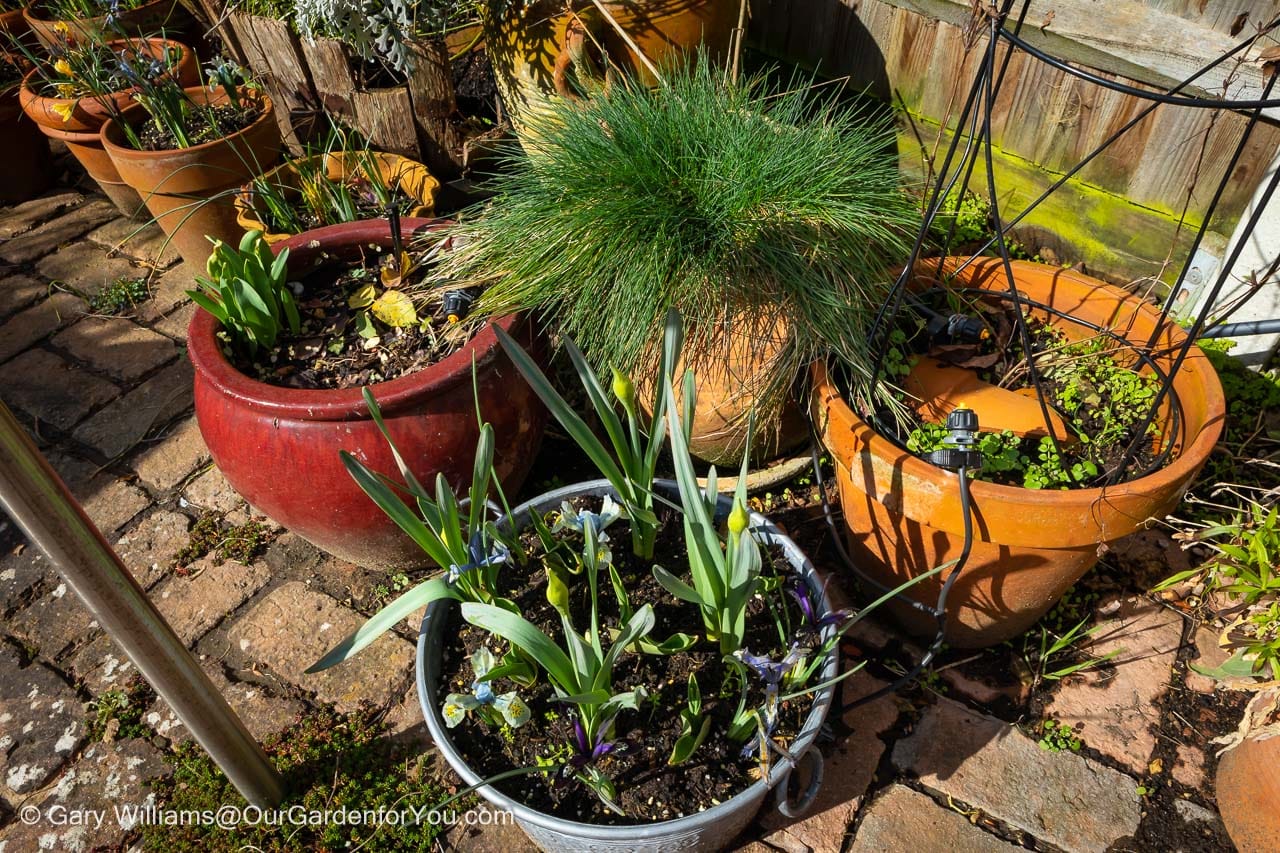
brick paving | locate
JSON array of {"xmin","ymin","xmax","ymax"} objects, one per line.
[{"xmin": 0, "ymin": 176, "xmax": 1244, "ymax": 852}]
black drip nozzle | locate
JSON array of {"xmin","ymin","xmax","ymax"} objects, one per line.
[
  {"xmin": 442, "ymin": 288, "xmax": 478, "ymax": 324},
  {"xmin": 929, "ymin": 312, "xmax": 989, "ymax": 345},
  {"xmin": 925, "ymin": 407, "xmax": 984, "ymax": 471}
]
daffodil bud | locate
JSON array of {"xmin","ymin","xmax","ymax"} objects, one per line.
[
  {"xmin": 612, "ymin": 369, "xmax": 636, "ymax": 411},
  {"xmin": 728, "ymin": 501, "xmax": 749, "ymax": 536}
]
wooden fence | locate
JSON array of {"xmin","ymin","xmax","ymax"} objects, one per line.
[{"xmin": 750, "ymin": 0, "xmax": 1280, "ymax": 278}]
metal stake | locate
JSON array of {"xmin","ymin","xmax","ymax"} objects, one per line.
[{"xmin": 0, "ymin": 401, "xmax": 283, "ymax": 807}]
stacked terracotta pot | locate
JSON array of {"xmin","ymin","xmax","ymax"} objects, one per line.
[{"xmin": 19, "ymin": 37, "xmax": 197, "ymax": 218}]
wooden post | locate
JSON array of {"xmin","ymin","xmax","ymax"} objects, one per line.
[{"xmin": 409, "ymin": 39, "xmax": 466, "ymax": 180}]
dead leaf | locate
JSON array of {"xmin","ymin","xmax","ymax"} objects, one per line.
[
  {"xmin": 1257, "ymin": 45, "xmax": 1280, "ymax": 63},
  {"xmin": 371, "ymin": 290, "xmax": 418, "ymax": 327},
  {"xmin": 1231, "ymin": 11, "xmax": 1249, "ymax": 36},
  {"xmin": 1040, "ymin": 9, "xmax": 1055, "ymax": 32}
]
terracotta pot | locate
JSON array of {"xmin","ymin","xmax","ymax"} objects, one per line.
[
  {"xmin": 19, "ymin": 38, "xmax": 197, "ymax": 218},
  {"xmin": 484, "ymin": 0, "xmax": 738, "ymax": 135},
  {"xmin": 0, "ymin": 7, "xmax": 29, "ymax": 39},
  {"xmin": 1216, "ymin": 729, "xmax": 1280, "ymax": 851},
  {"xmin": 187, "ymin": 218, "xmax": 548, "ymax": 569},
  {"xmin": 0, "ymin": 83, "xmax": 54, "ymax": 204},
  {"xmin": 100, "ymin": 86, "xmax": 282, "ymax": 268},
  {"xmin": 637, "ymin": 317, "xmax": 808, "ymax": 467},
  {"xmin": 811, "ymin": 257, "xmax": 1226, "ymax": 647},
  {"xmin": 23, "ymin": 0, "xmax": 192, "ymax": 49},
  {"xmin": 234, "ymin": 151, "xmax": 441, "ymax": 244}
]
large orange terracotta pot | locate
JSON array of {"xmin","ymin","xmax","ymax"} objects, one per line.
[
  {"xmin": 484, "ymin": 0, "xmax": 737, "ymax": 136},
  {"xmin": 100, "ymin": 86, "xmax": 282, "ymax": 268},
  {"xmin": 0, "ymin": 7, "xmax": 29, "ymax": 39},
  {"xmin": 811, "ymin": 257, "xmax": 1226, "ymax": 647},
  {"xmin": 19, "ymin": 38, "xmax": 197, "ymax": 219}
]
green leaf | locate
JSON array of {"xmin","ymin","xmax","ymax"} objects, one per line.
[
  {"xmin": 563, "ymin": 337, "xmax": 632, "ymax": 477},
  {"xmin": 307, "ymin": 576, "xmax": 458, "ymax": 671},
  {"xmin": 1188, "ymin": 650, "xmax": 1260, "ymax": 681},
  {"xmin": 362, "ymin": 387, "xmax": 428, "ymax": 499},
  {"xmin": 461, "ymin": 603, "xmax": 579, "ymax": 695},
  {"xmin": 468, "ymin": 424, "xmax": 495, "ymax": 542},
  {"xmin": 187, "ymin": 290, "xmax": 229, "ymax": 325},
  {"xmin": 494, "ymin": 324, "xmax": 628, "ymax": 488},
  {"xmin": 636, "ymin": 632, "xmax": 696, "ymax": 655},
  {"xmin": 668, "ymin": 716, "xmax": 710, "ymax": 766},
  {"xmin": 552, "ymin": 690, "xmax": 612, "ymax": 705},
  {"xmin": 593, "ymin": 605, "xmax": 654, "ymax": 694},
  {"xmin": 652, "ymin": 565, "xmax": 704, "ymax": 605},
  {"xmin": 340, "ymin": 451, "xmax": 453, "ymax": 568}
]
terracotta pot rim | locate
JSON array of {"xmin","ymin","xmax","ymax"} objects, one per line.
[
  {"xmin": 20, "ymin": 40, "xmax": 191, "ymax": 130},
  {"xmin": 22, "ymin": 0, "xmax": 168, "ymax": 26},
  {"xmin": 813, "ymin": 257, "xmax": 1226, "ymax": 508},
  {"xmin": 99, "ymin": 86, "xmax": 274, "ymax": 159},
  {"xmin": 187, "ymin": 217, "xmax": 522, "ymax": 421}
]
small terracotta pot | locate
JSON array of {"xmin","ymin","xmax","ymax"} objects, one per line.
[
  {"xmin": 0, "ymin": 7, "xmax": 29, "ymax": 39},
  {"xmin": 100, "ymin": 86, "xmax": 282, "ymax": 268},
  {"xmin": 811, "ymin": 257, "xmax": 1226, "ymax": 647},
  {"xmin": 234, "ymin": 151, "xmax": 441, "ymax": 244},
  {"xmin": 1216, "ymin": 730, "xmax": 1280, "ymax": 851},
  {"xmin": 187, "ymin": 218, "xmax": 548, "ymax": 569},
  {"xmin": 0, "ymin": 82, "xmax": 54, "ymax": 204},
  {"xmin": 19, "ymin": 38, "xmax": 197, "ymax": 219},
  {"xmin": 23, "ymin": 0, "xmax": 192, "ymax": 49}
]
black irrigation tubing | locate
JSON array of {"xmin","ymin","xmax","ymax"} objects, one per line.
[
  {"xmin": 977, "ymin": 13, "xmax": 1076, "ymax": 472},
  {"xmin": 864, "ymin": 286, "xmax": 1186, "ymax": 482},
  {"xmin": 805, "ymin": 431, "xmax": 972, "ymax": 715},
  {"xmin": 867, "ymin": 0, "xmax": 1024, "ymax": 393},
  {"xmin": 953, "ymin": 12, "xmax": 1280, "ymax": 279},
  {"xmin": 928, "ymin": 0, "xmax": 1034, "ymax": 271}
]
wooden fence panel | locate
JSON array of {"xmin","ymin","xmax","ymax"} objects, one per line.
[{"xmin": 749, "ymin": 0, "xmax": 1280, "ymax": 225}]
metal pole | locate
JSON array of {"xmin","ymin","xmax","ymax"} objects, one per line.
[{"xmin": 0, "ymin": 401, "xmax": 283, "ymax": 807}]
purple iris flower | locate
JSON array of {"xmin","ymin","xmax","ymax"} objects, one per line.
[
  {"xmin": 787, "ymin": 578, "xmax": 851, "ymax": 634},
  {"xmin": 556, "ymin": 712, "xmax": 629, "ymax": 787},
  {"xmin": 735, "ymin": 644, "xmax": 809, "ymax": 758},
  {"xmin": 444, "ymin": 532, "xmax": 509, "ymax": 586}
]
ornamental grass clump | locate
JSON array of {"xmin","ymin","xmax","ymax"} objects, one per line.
[{"xmin": 440, "ymin": 52, "xmax": 920, "ymax": 422}]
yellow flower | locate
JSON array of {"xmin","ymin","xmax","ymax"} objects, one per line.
[
  {"xmin": 53, "ymin": 21, "xmax": 69, "ymax": 34},
  {"xmin": 53, "ymin": 58, "xmax": 73, "ymax": 77},
  {"xmin": 50, "ymin": 100, "xmax": 76, "ymax": 123},
  {"xmin": 55, "ymin": 83, "xmax": 75, "ymax": 99}
]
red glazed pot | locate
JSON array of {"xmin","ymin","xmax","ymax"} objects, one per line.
[{"xmin": 187, "ymin": 218, "xmax": 547, "ymax": 569}]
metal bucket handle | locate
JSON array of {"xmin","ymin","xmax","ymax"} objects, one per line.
[{"xmin": 773, "ymin": 742, "xmax": 824, "ymax": 819}]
